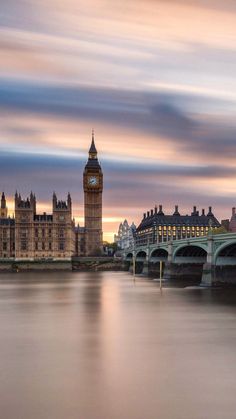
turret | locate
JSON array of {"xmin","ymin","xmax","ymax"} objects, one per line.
[
  {"xmin": 53, "ymin": 192, "xmax": 57, "ymax": 210},
  {"xmin": 1, "ymin": 192, "xmax": 6, "ymax": 209},
  {"xmin": 0, "ymin": 192, "xmax": 7, "ymax": 218},
  {"xmin": 30, "ymin": 191, "xmax": 36, "ymax": 214},
  {"xmin": 67, "ymin": 192, "xmax": 72, "ymax": 211}
]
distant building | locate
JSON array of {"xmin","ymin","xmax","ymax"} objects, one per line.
[
  {"xmin": 114, "ymin": 220, "xmax": 136, "ymax": 250},
  {"xmin": 135, "ymin": 205, "xmax": 220, "ymax": 246},
  {"xmin": 221, "ymin": 219, "xmax": 230, "ymax": 232},
  {"xmin": 229, "ymin": 207, "xmax": 236, "ymax": 232}
]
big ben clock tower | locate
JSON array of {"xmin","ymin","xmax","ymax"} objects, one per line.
[{"xmin": 83, "ymin": 132, "xmax": 103, "ymax": 255}]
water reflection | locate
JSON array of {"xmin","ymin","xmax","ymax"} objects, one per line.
[{"xmin": 0, "ymin": 272, "xmax": 236, "ymax": 419}]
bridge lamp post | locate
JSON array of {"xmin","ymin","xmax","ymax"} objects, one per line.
[
  {"xmin": 160, "ymin": 260, "xmax": 163, "ymax": 290},
  {"xmin": 132, "ymin": 242, "xmax": 136, "ymax": 280}
]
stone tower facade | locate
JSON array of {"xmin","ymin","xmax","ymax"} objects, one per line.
[
  {"xmin": 83, "ymin": 132, "xmax": 103, "ymax": 255},
  {"xmin": 0, "ymin": 193, "xmax": 15, "ymax": 259}
]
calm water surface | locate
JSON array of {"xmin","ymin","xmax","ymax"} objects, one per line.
[{"xmin": 0, "ymin": 271, "xmax": 236, "ymax": 419}]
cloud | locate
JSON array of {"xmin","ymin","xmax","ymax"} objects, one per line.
[{"xmin": 0, "ymin": 79, "xmax": 236, "ymax": 165}]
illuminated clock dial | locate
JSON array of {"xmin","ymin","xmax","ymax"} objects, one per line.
[{"xmin": 88, "ymin": 176, "xmax": 98, "ymax": 186}]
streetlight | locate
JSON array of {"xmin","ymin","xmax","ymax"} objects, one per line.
[
  {"xmin": 160, "ymin": 260, "xmax": 163, "ymax": 290},
  {"xmin": 132, "ymin": 241, "xmax": 136, "ymax": 281}
]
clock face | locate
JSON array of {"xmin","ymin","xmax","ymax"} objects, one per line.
[{"xmin": 88, "ymin": 176, "xmax": 98, "ymax": 186}]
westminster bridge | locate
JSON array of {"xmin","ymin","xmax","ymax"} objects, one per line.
[{"xmin": 123, "ymin": 232, "xmax": 236, "ymax": 286}]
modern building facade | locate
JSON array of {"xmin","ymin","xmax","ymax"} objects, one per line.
[
  {"xmin": 114, "ymin": 220, "xmax": 136, "ymax": 250},
  {"xmin": 0, "ymin": 135, "xmax": 103, "ymax": 260},
  {"xmin": 135, "ymin": 205, "xmax": 221, "ymax": 246}
]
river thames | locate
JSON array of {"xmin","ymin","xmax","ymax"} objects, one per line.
[{"xmin": 0, "ymin": 271, "xmax": 236, "ymax": 419}]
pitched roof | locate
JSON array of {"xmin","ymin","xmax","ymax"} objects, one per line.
[
  {"xmin": 136, "ymin": 213, "xmax": 220, "ymax": 231},
  {"xmin": 89, "ymin": 137, "xmax": 97, "ymax": 154}
]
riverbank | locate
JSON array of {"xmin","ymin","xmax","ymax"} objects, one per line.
[{"xmin": 0, "ymin": 257, "xmax": 124, "ymax": 272}]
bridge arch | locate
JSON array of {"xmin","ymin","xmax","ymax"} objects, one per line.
[
  {"xmin": 125, "ymin": 252, "xmax": 133, "ymax": 261},
  {"xmin": 173, "ymin": 245, "xmax": 207, "ymax": 264},
  {"xmin": 150, "ymin": 248, "xmax": 168, "ymax": 261},
  {"xmin": 214, "ymin": 241, "xmax": 236, "ymax": 265},
  {"xmin": 136, "ymin": 250, "xmax": 147, "ymax": 261}
]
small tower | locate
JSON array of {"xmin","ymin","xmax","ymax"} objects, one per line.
[
  {"xmin": 67, "ymin": 193, "xmax": 72, "ymax": 213},
  {"xmin": 83, "ymin": 131, "xmax": 103, "ymax": 256},
  {"xmin": 14, "ymin": 192, "xmax": 36, "ymax": 259},
  {"xmin": 0, "ymin": 192, "xmax": 8, "ymax": 218}
]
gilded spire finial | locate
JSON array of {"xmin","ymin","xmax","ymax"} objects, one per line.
[{"xmin": 89, "ymin": 130, "xmax": 97, "ymax": 158}]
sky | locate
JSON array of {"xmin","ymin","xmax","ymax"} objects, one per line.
[{"xmin": 0, "ymin": 0, "xmax": 236, "ymax": 241}]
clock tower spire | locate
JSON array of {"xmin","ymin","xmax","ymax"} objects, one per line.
[{"xmin": 83, "ymin": 131, "xmax": 103, "ymax": 255}]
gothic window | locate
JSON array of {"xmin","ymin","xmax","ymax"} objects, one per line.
[
  {"xmin": 20, "ymin": 228, "xmax": 28, "ymax": 239},
  {"xmin": 59, "ymin": 229, "xmax": 64, "ymax": 238},
  {"xmin": 21, "ymin": 241, "xmax": 27, "ymax": 251},
  {"xmin": 59, "ymin": 242, "xmax": 64, "ymax": 251}
]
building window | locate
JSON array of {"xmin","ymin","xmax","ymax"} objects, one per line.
[
  {"xmin": 20, "ymin": 229, "xmax": 27, "ymax": 239},
  {"xmin": 59, "ymin": 242, "xmax": 64, "ymax": 251},
  {"xmin": 42, "ymin": 243, "xmax": 45, "ymax": 250},
  {"xmin": 59, "ymin": 229, "xmax": 64, "ymax": 238},
  {"xmin": 21, "ymin": 241, "xmax": 27, "ymax": 251},
  {"xmin": 3, "ymin": 242, "xmax": 7, "ymax": 251},
  {"xmin": 42, "ymin": 229, "xmax": 45, "ymax": 237},
  {"xmin": 49, "ymin": 242, "xmax": 52, "ymax": 250},
  {"xmin": 35, "ymin": 228, "xmax": 38, "ymax": 237},
  {"xmin": 35, "ymin": 242, "xmax": 38, "ymax": 250}
]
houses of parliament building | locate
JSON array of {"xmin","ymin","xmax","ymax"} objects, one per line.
[{"xmin": 0, "ymin": 135, "xmax": 103, "ymax": 260}]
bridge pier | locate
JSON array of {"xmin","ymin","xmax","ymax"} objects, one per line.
[
  {"xmin": 201, "ymin": 263, "xmax": 215, "ymax": 286},
  {"xmin": 142, "ymin": 261, "xmax": 149, "ymax": 275},
  {"xmin": 163, "ymin": 262, "xmax": 176, "ymax": 280},
  {"xmin": 201, "ymin": 236, "xmax": 214, "ymax": 286},
  {"xmin": 163, "ymin": 242, "xmax": 176, "ymax": 280}
]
